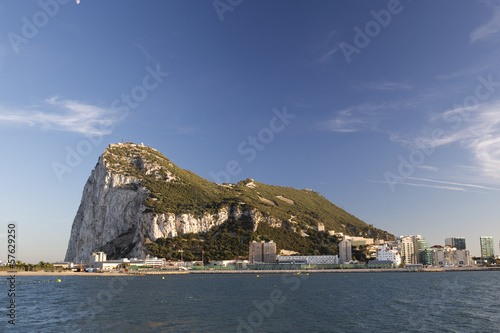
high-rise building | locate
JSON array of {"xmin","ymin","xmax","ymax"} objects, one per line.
[
  {"xmin": 411, "ymin": 236, "xmax": 420, "ymax": 264},
  {"xmin": 249, "ymin": 241, "xmax": 262, "ymax": 264},
  {"xmin": 417, "ymin": 237, "xmax": 433, "ymax": 265},
  {"xmin": 339, "ymin": 238, "xmax": 352, "ymax": 264},
  {"xmin": 249, "ymin": 241, "xmax": 276, "ymax": 264},
  {"xmin": 399, "ymin": 236, "xmax": 414, "ymax": 265},
  {"xmin": 262, "ymin": 241, "xmax": 277, "ymax": 263},
  {"xmin": 445, "ymin": 237, "xmax": 466, "ymax": 250},
  {"xmin": 480, "ymin": 236, "xmax": 495, "ymax": 264}
]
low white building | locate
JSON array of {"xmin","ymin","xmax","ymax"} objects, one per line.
[
  {"xmin": 376, "ymin": 244, "xmax": 401, "ymax": 267},
  {"xmin": 432, "ymin": 246, "xmax": 472, "ymax": 267},
  {"xmin": 145, "ymin": 256, "xmax": 166, "ymax": 267},
  {"xmin": 209, "ymin": 260, "xmax": 249, "ymax": 268},
  {"xmin": 89, "ymin": 253, "xmax": 166, "ymax": 270},
  {"xmin": 277, "ymin": 255, "xmax": 338, "ymax": 265},
  {"xmin": 93, "ymin": 261, "xmax": 122, "ymax": 270}
]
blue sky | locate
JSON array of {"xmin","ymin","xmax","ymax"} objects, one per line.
[{"xmin": 1, "ymin": 0, "xmax": 500, "ymax": 262}]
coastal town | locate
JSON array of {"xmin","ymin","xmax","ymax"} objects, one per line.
[{"xmin": 4, "ymin": 229, "xmax": 496, "ymax": 274}]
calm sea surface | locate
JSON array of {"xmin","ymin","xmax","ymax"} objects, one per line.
[{"xmin": 2, "ymin": 271, "xmax": 500, "ymax": 332}]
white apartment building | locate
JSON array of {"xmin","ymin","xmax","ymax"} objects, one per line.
[{"xmin": 376, "ymin": 244, "xmax": 401, "ymax": 267}]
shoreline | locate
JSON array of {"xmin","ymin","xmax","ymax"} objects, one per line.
[{"xmin": 0, "ymin": 266, "xmax": 498, "ymax": 276}]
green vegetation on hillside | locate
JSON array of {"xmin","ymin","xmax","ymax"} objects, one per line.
[
  {"xmin": 148, "ymin": 216, "xmax": 257, "ymax": 262},
  {"xmin": 148, "ymin": 215, "xmax": 344, "ymax": 261}
]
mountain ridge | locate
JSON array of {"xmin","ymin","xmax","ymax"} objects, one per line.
[{"xmin": 65, "ymin": 142, "xmax": 394, "ymax": 262}]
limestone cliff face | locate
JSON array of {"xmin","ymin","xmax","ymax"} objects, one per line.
[{"xmin": 64, "ymin": 144, "xmax": 280, "ymax": 263}]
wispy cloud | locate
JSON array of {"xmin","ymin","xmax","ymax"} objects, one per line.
[
  {"xmin": 319, "ymin": 102, "xmax": 402, "ymax": 133},
  {"xmin": 175, "ymin": 126, "xmax": 197, "ymax": 135},
  {"xmin": 315, "ymin": 47, "xmax": 339, "ymax": 64},
  {"xmin": 371, "ymin": 175, "xmax": 499, "ymax": 193},
  {"xmin": 0, "ymin": 97, "xmax": 122, "ymax": 135},
  {"xmin": 416, "ymin": 165, "xmax": 439, "ymax": 172},
  {"xmin": 370, "ymin": 180, "xmax": 467, "ymax": 192},
  {"xmin": 312, "ymin": 30, "xmax": 339, "ymax": 64},
  {"xmin": 436, "ymin": 65, "xmax": 490, "ymax": 80},
  {"xmin": 326, "ymin": 30, "xmax": 337, "ymax": 41},
  {"xmin": 285, "ymin": 96, "xmax": 314, "ymax": 109},
  {"xmin": 391, "ymin": 101, "xmax": 500, "ymax": 181},
  {"xmin": 406, "ymin": 177, "xmax": 500, "ymax": 191},
  {"xmin": 470, "ymin": 7, "xmax": 500, "ymax": 43},
  {"xmin": 350, "ymin": 81, "xmax": 412, "ymax": 91},
  {"xmin": 320, "ymin": 116, "xmax": 366, "ymax": 133},
  {"xmin": 133, "ymin": 41, "xmax": 160, "ymax": 66}
]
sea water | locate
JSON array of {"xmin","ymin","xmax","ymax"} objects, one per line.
[{"xmin": 2, "ymin": 271, "xmax": 500, "ymax": 332}]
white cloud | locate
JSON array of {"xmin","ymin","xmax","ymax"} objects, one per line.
[
  {"xmin": 0, "ymin": 97, "xmax": 122, "ymax": 135},
  {"xmin": 470, "ymin": 7, "xmax": 500, "ymax": 43}
]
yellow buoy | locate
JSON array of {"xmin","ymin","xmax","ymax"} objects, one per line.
[
  {"xmin": 256, "ymin": 275, "xmax": 259, "ymax": 277},
  {"xmin": 57, "ymin": 279, "xmax": 61, "ymax": 282},
  {"xmin": 162, "ymin": 277, "xmax": 164, "ymax": 279}
]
